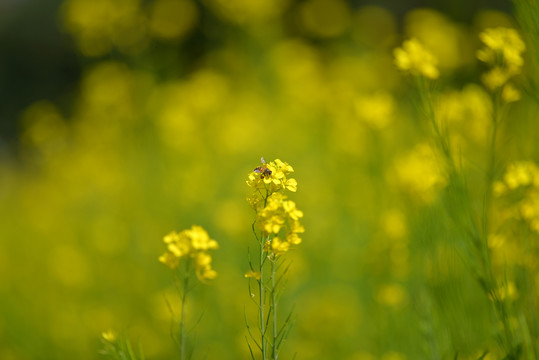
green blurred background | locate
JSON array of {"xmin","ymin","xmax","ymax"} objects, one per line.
[{"xmin": 0, "ymin": 0, "xmax": 533, "ymax": 359}]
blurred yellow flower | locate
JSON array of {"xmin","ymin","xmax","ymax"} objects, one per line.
[
  {"xmin": 148, "ymin": 0, "xmax": 198, "ymax": 40},
  {"xmin": 477, "ymin": 27, "xmax": 525, "ymax": 69},
  {"xmin": 477, "ymin": 27, "xmax": 525, "ymax": 92},
  {"xmin": 501, "ymin": 83, "xmax": 521, "ymax": 103},
  {"xmin": 159, "ymin": 225, "xmax": 218, "ymax": 281},
  {"xmin": 376, "ymin": 283, "xmax": 408, "ymax": 308},
  {"xmin": 502, "ymin": 161, "xmax": 539, "ymax": 190},
  {"xmin": 394, "ymin": 38, "xmax": 439, "ymax": 79},
  {"xmin": 491, "ymin": 281, "xmax": 519, "ymax": 301},
  {"xmin": 436, "ymin": 84, "xmax": 492, "ymax": 145},
  {"xmin": 495, "ymin": 161, "xmax": 539, "ymax": 235},
  {"xmin": 244, "ymin": 270, "xmax": 261, "ymax": 280},
  {"xmin": 392, "ymin": 143, "xmax": 446, "ymax": 204},
  {"xmin": 61, "ymin": 0, "xmax": 147, "ymax": 56},
  {"xmin": 204, "ymin": 0, "xmax": 290, "ymax": 25},
  {"xmin": 101, "ymin": 329, "xmax": 117, "ymax": 342},
  {"xmin": 405, "ymin": 9, "xmax": 471, "ymax": 70},
  {"xmin": 354, "ymin": 92, "xmax": 394, "ymax": 129},
  {"xmin": 298, "ymin": 0, "xmax": 351, "ymax": 38}
]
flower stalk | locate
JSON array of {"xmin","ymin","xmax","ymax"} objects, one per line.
[{"xmin": 245, "ymin": 158, "xmax": 304, "ymax": 360}]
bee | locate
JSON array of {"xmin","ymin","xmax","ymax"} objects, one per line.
[{"xmin": 254, "ymin": 157, "xmax": 272, "ymax": 178}]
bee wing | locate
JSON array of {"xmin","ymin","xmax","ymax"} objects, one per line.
[{"xmin": 261, "ymin": 157, "xmax": 266, "ymax": 164}]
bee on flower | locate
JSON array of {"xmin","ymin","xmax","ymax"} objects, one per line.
[
  {"xmin": 254, "ymin": 157, "xmax": 273, "ymax": 178},
  {"xmin": 244, "ymin": 157, "xmax": 304, "ymax": 358},
  {"xmin": 246, "ymin": 157, "xmax": 298, "ymax": 194}
]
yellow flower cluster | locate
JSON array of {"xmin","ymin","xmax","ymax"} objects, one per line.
[
  {"xmin": 392, "ymin": 143, "xmax": 447, "ymax": 204},
  {"xmin": 246, "ymin": 158, "xmax": 297, "ymax": 209},
  {"xmin": 158, "ymin": 225, "xmax": 218, "ymax": 281},
  {"xmin": 247, "ymin": 158, "xmax": 304, "ymax": 257},
  {"xmin": 477, "ymin": 27, "xmax": 525, "ymax": 100},
  {"xmin": 494, "ymin": 161, "xmax": 539, "ymax": 233},
  {"xmin": 393, "ymin": 38, "xmax": 440, "ymax": 79},
  {"xmin": 257, "ymin": 192, "xmax": 305, "ymax": 256}
]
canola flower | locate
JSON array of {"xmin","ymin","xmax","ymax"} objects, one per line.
[
  {"xmin": 100, "ymin": 329, "xmax": 144, "ymax": 360},
  {"xmin": 477, "ymin": 27, "xmax": 525, "ymax": 100},
  {"xmin": 101, "ymin": 329, "xmax": 117, "ymax": 343},
  {"xmin": 494, "ymin": 161, "xmax": 539, "ymax": 233},
  {"xmin": 245, "ymin": 157, "xmax": 304, "ymax": 360},
  {"xmin": 158, "ymin": 225, "xmax": 218, "ymax": 360},
  {"xmin": 247, "ymin": 157, "xmax": 297, "ymax": 203},
  {"xmin": 159, "ymin": 225, "xmax": 218, "ymax": 281},
  {"xmin": 247, "ymin": 158, "xmax": 303, "ymax": 257},
  {"xmin": 258, "ymin": 192, "xmax": 305, "ymax": 257},
  {"xmin": 393, "ymin": 38, "xmax": 440, "ymax": 79}
]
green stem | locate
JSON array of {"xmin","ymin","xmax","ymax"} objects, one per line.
[
  {"xmin": 419, "ymin": 75, "xmax": 517, "ymax": 355},
  {"xmin": 179, "ymin": 259, "xmax": 190, "ymax": 360},
  {"xmin": 271, "ymin": 259, "xmax": 278, "ymax": 360},
  {"xmin": 259, "ymin": 235, "xmax": 267, "ymax": 360}
]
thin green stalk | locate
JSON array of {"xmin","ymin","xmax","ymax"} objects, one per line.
[
  {"xmin": 483, "ymin": 94, "xmax": 517, "ymax": 355},
  {"xmin": 271, "ymin": 259, "xmax": 278, "ymax": 360},
  {"xmin": 179, "ymin": 259, "xmax": 191, "ymax": 360},
  {"xmin": 259, "ymin": 235, "xmax": 267, "ymax": 360},
  {"xmin": 418, "ymin": 75, "xmax": 518, "ymax": 356}
]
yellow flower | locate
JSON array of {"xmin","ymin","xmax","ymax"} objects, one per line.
[
  {"xmin": 159, "ymin": 252, "xmax": 180, "ymax": 269},
  {"xmin": 394, "ymin": 38, "xmax": 439, "ymax": 79},
  {"xmin": 501, "ymin": 83, "xmax": 521, "ymax": 103},
  {"xmin": 481, "ymin": 67, "xmax": 511, "ymax": 90},
  {"xmin": 159, "ymin": 225, "xmax": 218, "ymax": 281},
  {"xmin": 244, "ymin": 270, "xmax": 261, "ymax": 280},
  {"xmin": 478, "ymin": 27, "xmax": 525, "ymax": 69},
  {"xmin": 286, "ymin": 232, "xmax": 302, "ymax": 245},
  {"xmin": 194, "ymin": 252, "xmax": 218, "ymax": 281},
  {"xmin": 477, "ymin": 27, "xmax": 525, "ymax": 91},
  {"xmin": 101, "ymin": 329, "xmax": 117, "ymax": 342},
  {"xmin": 188, "ymin": 225, "xmax": 219, "ymax": 250},
  {"xmin": 247, "ymin": 158, "xmax": 304, "ymax": 257},
  {"xmin": 496, "ymin": 161, "xmax": 539, "ymax": 235},
  {"xmin": 246, "ymin": 158, "xmax": 297, "ymax": 194},
  {"xmin": 393, "ymin": 143, "xmax": 446, "ymax": 204},
  {"xmin": 270, "ymin": 237, "xmax": 290, "ymax": 256},
  {"xmin": 283, "ymin": 199, "xmax": 304, "ymax": 220},
  {"xmin": 503, "ymin": 161, "xmax": 539, "ymax": 190},
  {"xmin": 256, "ymin": 192, "xmax": 305, "ymax": 256}
]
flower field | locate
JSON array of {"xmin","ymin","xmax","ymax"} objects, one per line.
[{"xmin": 1, "ymin": 1, "xmax": 539, "ymax": 359}]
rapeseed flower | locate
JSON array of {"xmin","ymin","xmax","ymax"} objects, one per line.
[
  {"xmin": 246, "ymin": 158, "xmax": 304, "ymax": 257},
  {"xmin": 256, "ymin": 192, "xmax": 304, "ymax": 257},
  {"xmin": 477, "ymin": 27, "xmax": 525, "ymax": 93},
  {"xmin": 393, "ymin": 38, "xmax": 439, "ymax": 79},
  {"xmin": 392, "ymin": 143, "xmax": 446, "ymax": 204},
  {"xmin": 159, "ymin": 225, "xmax": 218, "ymax": 281},
  {"xmin": 246, "ymin": 158, "xmax": 297, "ymax": 197},
  {"xmin": 101, "ymin": 329, "xmax": 117, "ymax": 342},
  {"xmin": 477, "ymin": 27, "xmax": 525, "ymax": 70},
  {"xmin": 494, "ymin": 161, "xmax": 539, "ymax": 234}
]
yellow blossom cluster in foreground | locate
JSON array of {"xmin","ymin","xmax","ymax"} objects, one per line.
[
  {"xmin": 159, "ymin": 225, "xmax": 218, "ymax": 281},
  {"xmin": 258, "ymin": 192, "xmax": 305, "ymax": 256},
  {"xmin": 246, "ymin": 158, "xmax": 304, "ymax": 257},
  {"xmin": 246, "ymin": 158, "xmax": 297, "ymax": 202}
]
